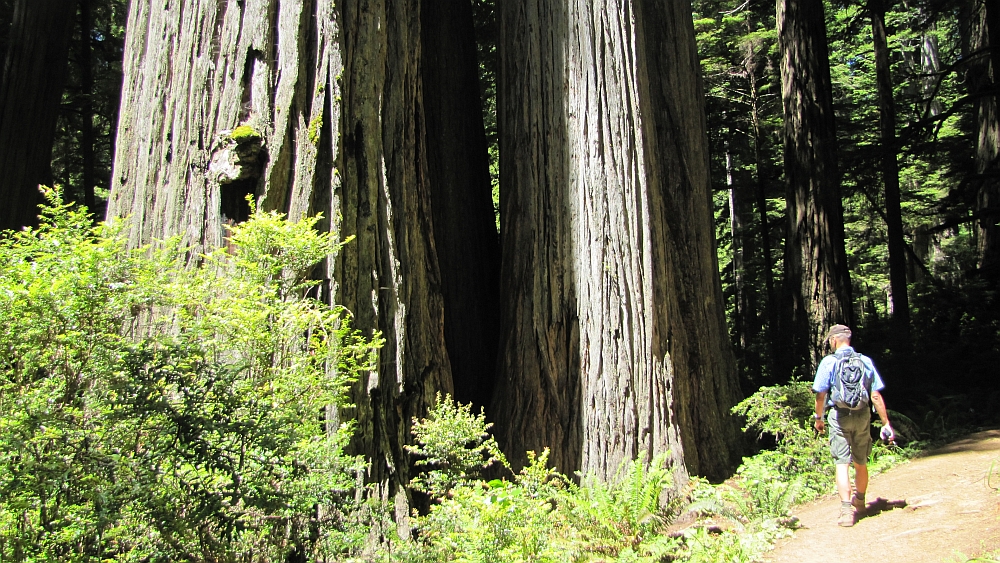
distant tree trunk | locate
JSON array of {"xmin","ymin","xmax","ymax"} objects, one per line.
[
  {"xmin": 421, "ymin": 0, "xmax": 501, "ymax": 411},
  {"xmin": 493, "ymin": 0, "xmax": 742, "ymax": 483},
  {"xmin": 0, "ymin": 0, "xmax": 75, "ymax": 231},
  {"xmin": 726, "ymin": 142, "xmax": 747, "ymax": 355},
  {"xmin": 747, "ymin": 60, "xmax": 778, "ymax": 372},
  {"xmin": 776, "ymin": 0, "xmax": 853, "ymax": 375},
  {"xmin": 871, "ymin": 0, "xmax": 911, "ymax": 345},
  {"xmin": 969, "ymin": 0, "xmax": 1000, "ymax": 275},
  {"xmin": 107, "ymin": 0, "xmax": 463, "ymax": 530},
  {"xmin": 920, "ymin": 28, "xmax": 944, "ymax": 118},
  {"xmin": 79, "ymin": 0, "xmax": 97, "ymax": 212}
]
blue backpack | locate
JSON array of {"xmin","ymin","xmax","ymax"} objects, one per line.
[{"xmin": 830, "ymin": 349, "xmax": 873, "ymax": 410}]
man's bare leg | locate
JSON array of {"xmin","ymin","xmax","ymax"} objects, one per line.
[{"xmin": 836, "ymin": 463, "xmax": 852, "ymax": 501}]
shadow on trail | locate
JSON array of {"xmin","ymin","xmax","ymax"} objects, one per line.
[{"xmin": 860, "ymin": 497, "xmax": 908, "ymax": 521}]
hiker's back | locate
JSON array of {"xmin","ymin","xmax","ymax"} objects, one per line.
[{"xmin": 829, "ymin": 349, "xmax": 872, "ymax": 410}]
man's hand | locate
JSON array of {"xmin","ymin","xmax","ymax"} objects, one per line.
[
  {"xmin": 880, "ymin": 424, "xmax": 895, "ymax": 444},
  {"xmin": 814, "ymin": 391, "xmax": 827, "ymax": 435}
]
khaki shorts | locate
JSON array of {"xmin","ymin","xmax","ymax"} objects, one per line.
[{"xmin": 828, "ymin": 407, "xmax": 872, "ymax": 465}]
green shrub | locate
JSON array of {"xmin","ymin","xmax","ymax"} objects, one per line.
[
  {"xmin": 398, "ymin": 396, "xmax": 682, "ymax": 563},
  {"xmin": 405, "ymin": 392, "xmax": 508, "ymax": 499},
  {"xmin": 731, "ymin": 381, "xmax": 832, "ymax": 502},
  {"xmin": 0, "ymin": 190, "xmax": 380, "ymax": 562}
]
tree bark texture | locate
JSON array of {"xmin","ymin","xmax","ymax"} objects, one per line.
[
  {"xmin": 777, "ymin": 0, "xmax": 853, "ymax": 374},
  {"xmin": 493, "ymin": 0, "xmax": 742, "ymax": 483},
  {"xmin": 871, "ymin": 0, "xmax": 911, "ymax": 342},
  {"xmin": 107, "ymin": 0, "xmax": 495, "ymax": 521},
  {"xmin": 0, "ymin": 0, "xmax": 75, "ymax": 231}
]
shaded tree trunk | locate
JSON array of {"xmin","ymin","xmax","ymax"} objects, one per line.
[
  {"xmin": 492, "ymin": 0, "xmax": 742, "ymax": 483},
  {"xmin": 970, "ymin": 0, "xmax": 1000, "ymax": 275},
  {"xmin": 421, "ymin": 0, "xmax": 501, "ymax": 411},
  {"xmin": 776, "ymin": 0, "xmax": 853, "ymax": 375},
  {"xmin": 871, "ymin": 0, "xmax": 911, "ymax": 344},
  {"xmin": 746, "ymin": 56, "xmax": 778, "ymax": 375},
  {"xmin": 107, "ymin": 0, "xmax": 479, "ymax": 529},
  {"xmin": 0, "ymin": 0, "xmax": 75, "ymax": 231},
  {"xmin": 79, "ymin": 0, "xmax": 97, "ymax": 212}
]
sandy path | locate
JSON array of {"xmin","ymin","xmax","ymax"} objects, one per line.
[{"xmin": 764, "ymin": 430, "xmax": 1000, "ymax": 563}]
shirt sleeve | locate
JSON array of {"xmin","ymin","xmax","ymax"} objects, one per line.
[
  {"xmin": 812, "ymin": 356, "xmax": 835, "ymax": 393},
  {"xmin": 865, "ymin": 357, "xmax": 885, "ymax": 392}
]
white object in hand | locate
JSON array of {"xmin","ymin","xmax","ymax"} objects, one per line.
[{"xmin": 880, "ymin": 424, "xmax": 895, "ymax": 443}]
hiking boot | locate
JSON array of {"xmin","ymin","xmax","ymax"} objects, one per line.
[
  {"xmin": 851, "ymin": 494, "xmax": 866, "ymax": 515},
  {"xmin": 838, "ymin": 506, "xmax": 855, "ymax": 527}
]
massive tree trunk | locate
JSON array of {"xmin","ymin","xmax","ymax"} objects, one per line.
[
  {"xmin": 0, "ymin": 0, "xmax": 75, "ymax": 231},
  {"xmin": 777, "ymin": 0, "xmax": 853, "ymax": 375},
  {"xmin": 108, "ymin": 0, "xmax": 499, "ymax": 525},
  {"xmin": 871, "ymin": 0, "xmax": 911, "ymax": 345},
  {"xmin": 492, "ymin": 0, "xmax": 742, "ymax": 483}
]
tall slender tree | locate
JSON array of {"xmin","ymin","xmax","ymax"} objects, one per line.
[
  {"xmin": 871, "ymin": 0, "xmax": 911, "ymax": 343},
  {"xmin": 492, "ymin": 0, "xmax": 742, "ymax": 483},
  {"xmin": 0, "ymin": 0, "xmax": 76, "ymax": 231},
  {"xmin": 776, "ymin": 0, "xmax": 853, "ymax": 373},
  {"xmin": 78, "ymin": 0, "xmax": 97, "ymax": 212}
]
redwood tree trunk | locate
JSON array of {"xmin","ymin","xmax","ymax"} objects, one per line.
[
  {"xmin": 777, "ymin": 0, "xmax": 853, "ymax": 375},
  {"xmin": 872, "ymin": 0, "xmax": 911, "ymax": 344},
  {"xmin": 492, "ymin": 0, "xmax": 742, "ymax": 483},
  {"xmin": 0, "ymin": 0, "xmax": 75, "ymax": 231},
  {"xmin": 107, "ymin": 0, "xmax": 461, "ymax": 525}
]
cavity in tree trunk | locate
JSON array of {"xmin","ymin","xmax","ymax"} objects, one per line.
[
  {"xmin": 776, "ymin": 0, "xmax": 853, "ymax": 375},
  {"xmin": 871, "ymin": 0, "xmax": 911, "ymax": 344},
  {"xmin": 0, "ymin": 0, "xmax": 75, "ymax": 231},
  {"xmin": 492, "ymin": 0, "xmax": 742, "ymax": 483}
]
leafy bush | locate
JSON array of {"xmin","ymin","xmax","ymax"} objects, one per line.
[
  {"xmin": 0, "ymin": 191, "xmax": 380, "ymax": 561},
  {"xmin": 396, "ymin": 395, "xmax": 684, "ymax": 563},
  {"xmin": 731, "ymin": 381, "xmax": 831, "ymax": 501},
  {"xmin": 405, "ymin": 392, "xmax": 508, "ymax": 499}
]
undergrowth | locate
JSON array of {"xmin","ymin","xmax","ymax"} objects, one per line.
[{"xmin": 385, "ymin": 385, "xmax": 917, "ymax": 563}]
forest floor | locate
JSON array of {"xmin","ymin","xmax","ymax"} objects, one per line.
[{"xmin": 763, "ymin": 429, "xmax": 1000, "ymax": 563}]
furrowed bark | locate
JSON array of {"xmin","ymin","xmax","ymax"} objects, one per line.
[
  {"xmin": 493, "ymin": 0, "xmax": 742, "ymax": 483},
  {"xmin": 108, "ymin": 0, "xmax": 460, "ymax": 531}
]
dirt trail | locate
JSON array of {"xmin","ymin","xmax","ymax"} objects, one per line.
[{"xmin": 764, "ymin": 430, "xmax": 1000, "ymax": 563}]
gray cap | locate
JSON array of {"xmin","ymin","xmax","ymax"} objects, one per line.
[{"xmin": 827, "ymin": 324, "xmax": 852, "ymax": 340}]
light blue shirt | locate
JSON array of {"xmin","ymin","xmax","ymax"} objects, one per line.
[{"xmin": 812, "ymin": 346, "xmax": 885, "ymax": 406}]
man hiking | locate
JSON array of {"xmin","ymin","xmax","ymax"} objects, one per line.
[{"xmin": 812, "ymin": 324, "xmax": 895, "ymax": 527}]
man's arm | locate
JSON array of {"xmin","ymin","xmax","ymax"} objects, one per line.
[
  {"xmin": 814, "ymin": 391, "xmax": 827, "ymax": 432},
  {"xmin": 870, "ymin": 390, "xmax": 890, "ymax": 427}
]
